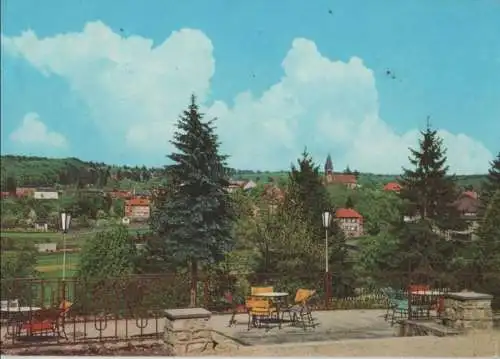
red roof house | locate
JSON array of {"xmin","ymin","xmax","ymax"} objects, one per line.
[
  {"xmin": 384, "ymin": 182, "xmax": 402, "ymax": 192},
  {"xmin": 335, "ymin": 208, "xmax": 364, "ymax": 237}
]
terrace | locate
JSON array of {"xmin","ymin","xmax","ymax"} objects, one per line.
[{"xmin": 0, "ymin": 271, "xmax": 498, "ymax": 355}]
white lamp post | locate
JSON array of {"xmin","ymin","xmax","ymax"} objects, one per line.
[
  {"xmin": 60, "ymin": 212, "xmax": 72, "ymax": 280},
  {"xmin": 322, "ymin": 211, "xmax": 333, "ymax": 273}
]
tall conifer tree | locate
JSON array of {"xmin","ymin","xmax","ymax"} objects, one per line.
[
  {"xmin": 394, "ymin": 124, "xmax": 465, "ymax": 282},
  {"xmin": 150, "ymin": 95, "xmax": 234, "ymax": 306},
  {"xmin": 471, "ymin": 189, "xmax": 500, "ymax": 309},
  {"xmin": 479, "ymin": 152, "xmax": 500, "ymax": 213},
  {"xmin": 284, "ymin": 150, "xmax": 352, "ymax": 295}
]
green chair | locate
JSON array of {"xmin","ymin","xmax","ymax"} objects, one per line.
[{"xmin": 382, "ymin": 287, "xmax": 430, "ymax": 326}]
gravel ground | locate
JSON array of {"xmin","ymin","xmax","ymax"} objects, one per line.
[
  {"xmin": 2, "ymin": 331, "xmax": 498, "ymax": 357},
  {"xmin": 222, "ymin": 331, "xmax": 500, "ymax": 357}
]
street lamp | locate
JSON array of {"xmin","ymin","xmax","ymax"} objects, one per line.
[
  {"xmin": 60, "ymin": 212, "xmax": 72, "ymax": 281},
  {"xmin": 322, "ymin": 211, "xmax": 333, "ymax": 273},
  {"xmin": 403, "ymin": 215, "xmax": 414, "ymax": 320}
]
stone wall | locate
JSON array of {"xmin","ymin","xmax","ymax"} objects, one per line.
[
  {"xmin": 163, "ymin": 308, "xmax": 240, "ymax": 355},
  {"xmin": 164, "ymin": 308, "xmax": 213, "ymax": 355},
  {"xmin": 443, "ymin": 292, "xmax": 493, "ymax": 332}
]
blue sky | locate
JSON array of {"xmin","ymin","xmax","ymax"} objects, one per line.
[{"xmin": 1, "ymin": 0, "xmax": 499, "ymax": 173}]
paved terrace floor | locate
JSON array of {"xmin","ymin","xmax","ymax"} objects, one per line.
[
  {"xmin": 215, "ymin": 310, "xmax": 395, "ymax": 345},
  {"xmin": 1, "ymin": 309, "xmax": 395, "ymax": 346}
]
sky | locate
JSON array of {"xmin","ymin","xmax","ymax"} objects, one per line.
[{"xmin": 1, "ymin": 0, "xmax": 499, "ymax": 174}]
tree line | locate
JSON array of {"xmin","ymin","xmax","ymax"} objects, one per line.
[{"xmin": 0, "ymin": 156, "xmax": 164, "ymax": 189}]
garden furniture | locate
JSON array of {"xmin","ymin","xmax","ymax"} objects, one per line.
[
  {"xmin": 382, "ymin": 287, "xmax": 430, "ymax": 325},
  {"xmin": 7, "ymin": 301, "xmax": 72, "ymax": 340},
  {"xmin": 411, "ymin": 290, "xmax": 445, "ymax": 318},
  {"xmin": 281, "ymin": 289, "xmax": 316, "ymax": 330},
  {"xmin": 245, "ymin": 297, "xmax": 277, "ymax": 330},
  {"xmin": 252, "ymin": 291, "xmax": 289, "ymax": 329},
  {"xmin": 250, "ymin": 286, "xmax": 274, "ymax": 295},
  {"xmin": 1, "ymin": 305, "xmax": 42, "ymax": 339}
]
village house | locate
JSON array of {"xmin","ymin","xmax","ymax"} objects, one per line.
[
  {"xmin": 323, "ymin": 154, "xmax": 357, "ymax": 189},
  {"xmin": 452, "ymin": 191, "xmax": 481, "ymax": 239},
  {"xmin": 243, "ymin": 180, "xmax": 258, "ymax": 191},
  {"xmin": 34, "ymin": 189, "xmax": 60, "ymax": 200},
  {"xmin": 226, "ymin": 180, "xmax": 258, "ymax": 193},
  {"xmin": 124, "ymin": 198, "xmax": 151, "ymax": 221},
  {"xmin": 335, "ymin": 208, "xmax": 364, "ymax": 238},
  {"xmin": 383, "ymin": 182, "xmax": 401, "ymax": 193},
  {"xmin": 15, "ymin": 187, "xmax": 36, "ymax": 198},
  {"xmin": 453, "ymin": 190, "xmax": 480, "ymax": 222},
  {"xmin": 227, "ymin": 180, "xmax": 246, "ymax": 193}
]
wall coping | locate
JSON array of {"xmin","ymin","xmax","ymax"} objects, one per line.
[
  {"xmin": 444, "ymin": 291, "xmax": 493, "ymax": 301},
  {"xmin": 165, "ymin": 308, "xmax": 212, "ymax": 321}
]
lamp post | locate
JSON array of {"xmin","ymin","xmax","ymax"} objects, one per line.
[
  {"xmin": 322, "ymin": 210, "xmax": 333, "ymax": 308},
  {"xmin": 322, "ymin": 211, "xmax": 333, "ymax": 273},
  {"xmin": 403, "ymin": 215, "xmax": 413, "ymax": 320},
  {"xmin": 60, "ymin": 212, "xmax": 72, "ymax": 281}
]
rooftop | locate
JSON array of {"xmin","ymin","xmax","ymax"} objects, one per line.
[{"xmin": 336, "ymin": 208, "xmax": 363, "ymax": 219}]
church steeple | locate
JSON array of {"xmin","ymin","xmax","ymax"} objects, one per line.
[{"xmin": 325, "ymin": 154, "xmax": 333, "ymax": 175}]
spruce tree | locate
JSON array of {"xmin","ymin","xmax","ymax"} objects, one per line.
[
  {"xmin": 480, "ymin": 152, "xmax": 500, "ymax": 211},
  {"xmin": 394, "ymin": 124, "xmax": 465, "ymax": 284},
  {"xmin": 469, "ymin": 190, "xmax": 500, "ymax": 308},
  {"xmin": 150, "ymin": 95, "xmax": 234, "ymax": 306},
  {"xmin": 284, "ymin": 150, "xmax": 352, "ymax": 296},
  {"xmin": 285, "ymin": 149, "xmax": 331, "ymax": 230}
]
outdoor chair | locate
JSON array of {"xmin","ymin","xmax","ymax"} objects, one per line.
[
  {"xmin": 281, "ymin": 289, "xmax": 317, "ymax": 330},
  {"xmin": 382, "ymin": 287, "xmax": 430, "ymax": 325},
  {"xmin": 222, "ymin": 291, "xmax": 237, "ymax": 327},
  {"xmin": 245, "ymin": 297, "xmax": 277, "ymax": 330},
  {"xmin": 19, "ymin": 301, "xmax": 72, "ymax": 339},
  {"xmin": 432, "ymin": 296, "xmax": 445, "ymax": 317}
]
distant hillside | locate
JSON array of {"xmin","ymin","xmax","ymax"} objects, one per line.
[
  {"xmin": 1, "ymin": 156, "xmax": 94, "ymax": 188},
  {"xmin": 0, "ymin": 155, "xmax": 159, "ymax": 189},
  {"xmin": 0, "ymin": 155, "xmax": 488, "ymax": 191},
  {"xmin": 235, "ymin": 171, "xmax": 487, "ymax": 190}
]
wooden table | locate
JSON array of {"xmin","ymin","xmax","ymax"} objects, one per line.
[{"xmin": 253, "ymin": 292, "xmax": 289, "ymax": 329}]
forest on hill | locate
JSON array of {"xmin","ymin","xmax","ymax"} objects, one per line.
[{"xmin": 0, "ymin": 155, "xmax": 488, "ymax": 190}]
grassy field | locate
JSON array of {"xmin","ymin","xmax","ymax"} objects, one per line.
[
  {"xmin": 0, "ymin": 226, "xmax": 149, "ymax": 249},
  {"xmin": 36, "ymin": 252, "xmax": 80, "ymax": 278},
  {"xmin": 1, "ymin": 226, "xmax": 148, "ymax": 279}
]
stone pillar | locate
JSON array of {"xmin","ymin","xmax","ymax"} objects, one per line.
[
  {"xmin": 163, "ymin": 308, "xmax": 213, "ymax": 355},
  {"xmin": 443, "ymin": 292, "xmax": 493, "ymax": 332}
]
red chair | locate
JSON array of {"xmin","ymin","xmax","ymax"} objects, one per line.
[
  {"xmin": 21, "ymin": 302, "xmax": 72, "ymax": 339},
  {"xmin": 21, "ymin": 308, "xmax": 62, "ymax": 337},
  {"xmin": 408, "ymin": 284, "xmax": 430, "ymax": 294},
  {"xmin": 432, "ymin": 296, "xmax": 445, "ymax": 316}
]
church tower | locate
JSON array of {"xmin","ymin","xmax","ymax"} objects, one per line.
[
  {"xmin": 325, "ymin": 154, "xmax": 333, "ymax": 174},
  {"xmin": 325, "ymin": 154, "xmax": 334, "ymax": 183}
]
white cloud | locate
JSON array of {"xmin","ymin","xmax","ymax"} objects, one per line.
[
  {"xmin": 1, "ymin": 23, "xmax": 494, "ymax": 174},
  {"xmin": 9, "ymin": 112, "xmax": 68, "ymax": 148}
]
